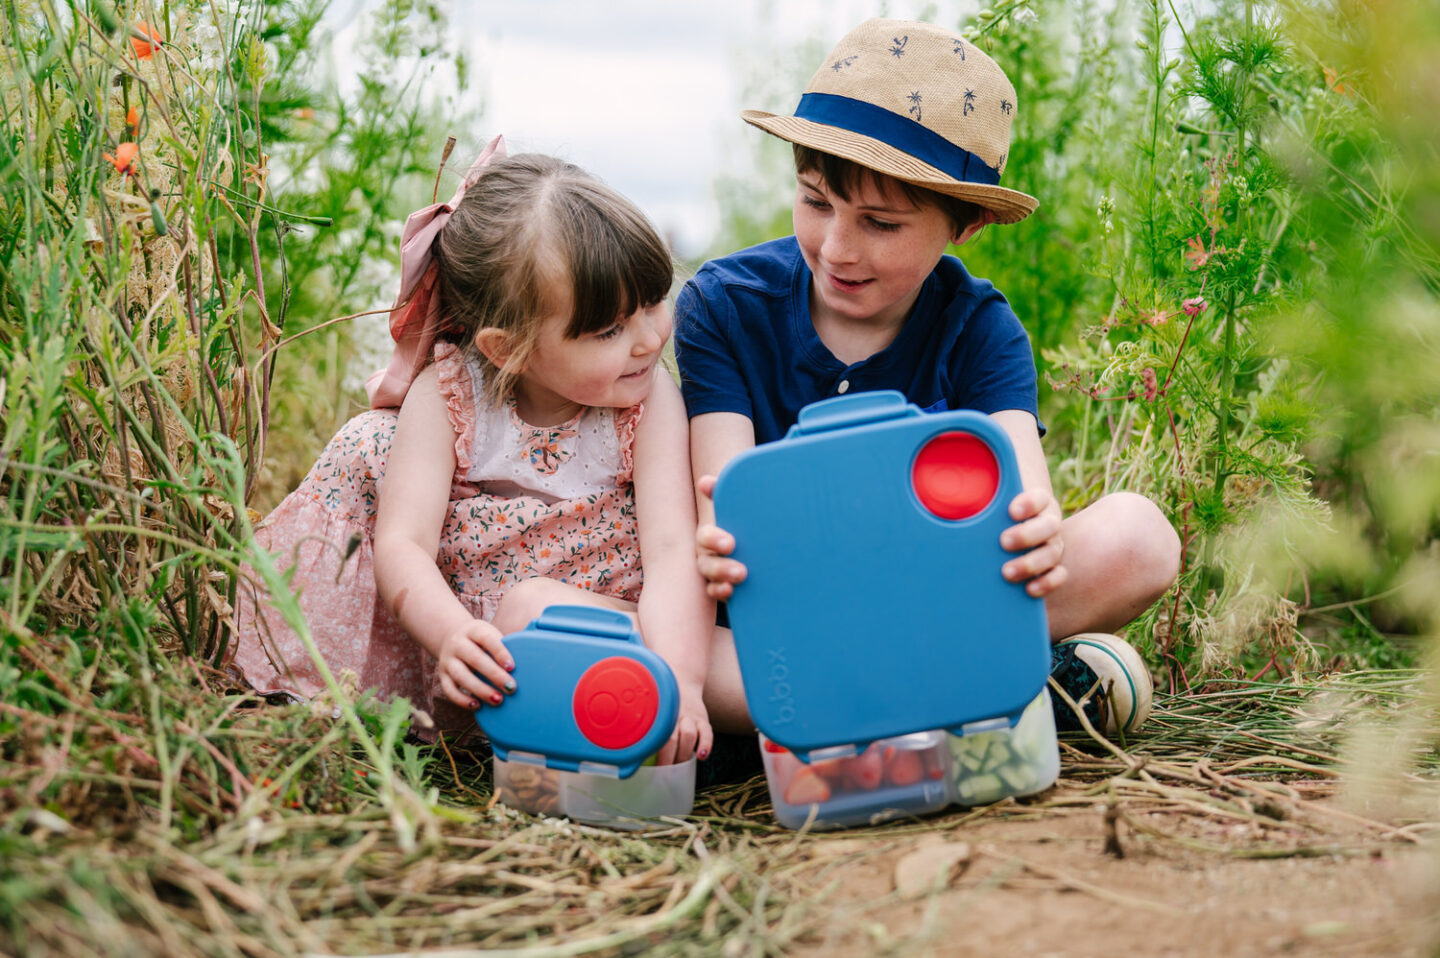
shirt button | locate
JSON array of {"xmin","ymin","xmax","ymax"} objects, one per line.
[{"xmin": 837, "ymin": 380, "xmax": 850, "ymax": 394}]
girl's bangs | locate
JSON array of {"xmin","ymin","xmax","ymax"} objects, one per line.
[{"xmin": 561, "ymin": 195, "xmax": 672, "ymax": 339}]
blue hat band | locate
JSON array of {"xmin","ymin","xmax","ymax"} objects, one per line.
[{"xmin": 794, "ymin": 92, "xmax": 1001, "ymax": 187}]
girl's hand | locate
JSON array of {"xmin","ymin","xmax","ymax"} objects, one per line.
[
  {"xmin": 654, "ymin": 683, "xmax": 713, "ymax": 766},
  {"xmin": 695, "ymin": 475, "xmax": 748, "ymax": 600},
  {"xmin": 999, "ymin": 488, "xmax": 1069, "ymax": 598},
  {"xmin": 436, "ymin": 619, "xmax": 518, "ymax": 710}
]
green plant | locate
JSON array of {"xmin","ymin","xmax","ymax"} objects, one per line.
[{"xmin": 1039, "ymin": 0, "xmax": 1342, "ymax": 686}]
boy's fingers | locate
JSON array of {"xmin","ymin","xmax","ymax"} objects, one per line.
[
  {"xmin": 1008, "ymin": 489, "xmax": 1039, "ymax": 520},
  {"xmin": 1002, "ymin": 538, "xmax": 1065, "ymax": 583},
  {"xmin": 1000, "ymin": 512, "xmax": 1062, "ymax": 552},
  {"xmin": 696, "ymin": 523, "xmax": 735, "ymax": 557},
  {"xmin": 1026, "ymin": 563, "xmax": 1070, "ymax": 597},
  {"xmin": 696, "ymin": 474, "xmax": 718, "ymax": 499},
  {"xmin": 697, "ymin": 552, "xmax": 746, "ymax": 583}
]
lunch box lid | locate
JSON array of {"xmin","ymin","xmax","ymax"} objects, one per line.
[
  {"xmin": 473, "ymin": 605, "xmax": 679, "ymax": 778},
  {"xmin": 714, "ymin": 391, "xmax": 1050, "ymax": 758}
]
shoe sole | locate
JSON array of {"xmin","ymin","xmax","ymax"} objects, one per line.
[{"xmin": 1055, "ymin": 633, "xmax": 1153, "ymax": 735}]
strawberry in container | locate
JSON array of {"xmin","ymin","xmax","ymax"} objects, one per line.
[
  {"xmin": 761, "ymin": 731, "xmax": 953, "ymax": 829},
  {"xmin": 714, "ymin": 392, "xmax": 1058, "ymax": 829}
]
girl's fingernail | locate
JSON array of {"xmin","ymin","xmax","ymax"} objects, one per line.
[
  {"xmin": 490, "ymin": 692, "xmax": 503, "ymax": 705},
  {"xmin": 469, "ymin": 699, "xmax": 480, "ymax": 710},
  {"xmin": 505, "ymin": 660, "xmax": 515, "ymax": 671},
  {"xmin": 698, "ymin": 749, "xmax": 709, "ymax": 761},
  {"xmin": 504, "ymin": 679, "xmax": 515, "ymax": 692}
]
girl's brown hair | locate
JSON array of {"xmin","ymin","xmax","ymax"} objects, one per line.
[
  {"xmin": 434, "ymin": 153, "xmax": 673, "ymax": 403},
  {"xmin": 793, "ymin": 144, "xmax": 984, "ymax": 237}
]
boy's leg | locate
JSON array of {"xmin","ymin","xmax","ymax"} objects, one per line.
[
  {"xmin": 1043, "ymin": 492, "xmax": 1179, "ymax": 736},
  {"xmin": 1043, "ymin": 491, "xmax": 1181, "ymax": 640}
]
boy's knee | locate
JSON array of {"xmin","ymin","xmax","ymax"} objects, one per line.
[{"xmin": 1111, "ymin": 491, "xmax": 1181, "ymax": 593}]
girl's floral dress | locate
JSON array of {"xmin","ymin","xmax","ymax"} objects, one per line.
[{"xmin": 231, "ymin": 344, "xmax": 643, "ymax": 731}]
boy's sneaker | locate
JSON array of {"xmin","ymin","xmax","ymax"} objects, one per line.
[{"xmin": 1049, "ymin": 633, "xmax": 1153, "ymax": 737}]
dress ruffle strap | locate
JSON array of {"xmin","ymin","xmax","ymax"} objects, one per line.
[
  {"xmin": 614, "ymin": 402, "xmax": 644, "ymax": 485},
  {"xmin": 432, "ymin": 343, "xmax": 479, "ymax": 475}
]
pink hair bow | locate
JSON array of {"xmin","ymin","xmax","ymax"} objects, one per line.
[{"xmin": 365, "ymin": 134, "xmax": 508, "ymax": 408}]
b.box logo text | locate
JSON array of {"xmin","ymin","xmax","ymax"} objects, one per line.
[{"xmin": 767, "ymin": 648, "xmax": 796, "ymax": 725}]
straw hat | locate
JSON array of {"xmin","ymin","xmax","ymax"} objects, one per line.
[{"xmin": 743, "ymin": 18, "xmax": 1038, "ymax": 224}]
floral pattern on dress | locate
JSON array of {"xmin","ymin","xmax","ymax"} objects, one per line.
[{"xmin": 511, "ymin": 402, "xmax": 580, "ymax": 476}]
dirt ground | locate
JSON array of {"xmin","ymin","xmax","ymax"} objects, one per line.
[{"xmin": 761, "ymin": 786, "xmax": 1439, "ymax": 957}]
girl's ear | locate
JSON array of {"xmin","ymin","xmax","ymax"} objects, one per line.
[{"xmin": 474, "ymin": 328, "xmax": 520, "ymax": 370}]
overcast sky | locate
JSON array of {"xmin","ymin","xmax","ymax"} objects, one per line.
[{"xmin": 328, "ymin": 0, "xmax": 959, "ymax": 257}]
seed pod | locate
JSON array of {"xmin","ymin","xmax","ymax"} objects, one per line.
[{"xmin": 149, "ymin": 199, "xmax": 168, "ymax": 236}]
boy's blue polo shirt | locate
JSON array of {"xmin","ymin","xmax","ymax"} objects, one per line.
[{"xmin": 674, "ymin": 236, "xmax": 1040, "ymax": 444}]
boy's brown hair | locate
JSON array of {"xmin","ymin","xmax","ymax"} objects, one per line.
[{"xmin": 793, "ymin": 144, "xmax": 986, "ymax": 238}]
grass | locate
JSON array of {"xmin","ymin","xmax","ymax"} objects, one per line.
[{"xmin": 3, "ymin": 668, "xmax": 1436, "ymax": 956}]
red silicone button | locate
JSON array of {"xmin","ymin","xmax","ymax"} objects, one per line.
[
  {"xmin": 572, "ymin": 657, "xmax": 659, "ymax": 750},
  {"xmin": 912, "ymin": 431, "xmax": 1000, "ymax": 520}
]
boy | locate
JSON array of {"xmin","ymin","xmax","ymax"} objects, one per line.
[{"xmin": 677, "ymin": 19, "xmax": 1181, "ymax": 743}]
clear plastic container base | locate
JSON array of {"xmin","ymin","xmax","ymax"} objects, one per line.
[
  {"xmin": 492, "ymin": 755, "xmax": 696, "ymax": 829},
  {"xmin": 949, "ymin": 688, "xmax": 1060, "ymax": 807},
  {"xmin": 758, "ymin": 690, "xmax": 1060, "ymax": 829},
  {"xmin": 759, "ymin": 730, "xmax": 954, "ymax": 831}
]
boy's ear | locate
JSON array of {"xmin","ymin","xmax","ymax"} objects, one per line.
[
  {"xmin": 954, "ymin": 209, "xmax": 1000, "ymax": 246},
  {"xmin": 473, "ymin": 328, "xmax": 520, "ymax": 370}
]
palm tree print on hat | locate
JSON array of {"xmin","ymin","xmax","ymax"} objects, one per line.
[
  {"xmin": 963, "ymin": 89, "xmax": 977, "ymax": 116},
  {"xmin": 831, "ymin": 55, "xmax": 859, "ymax": 71},
  {"xmin": 907, "ymin": 91, "xmax": 922, "ymax": 122},
  {"xmin": 889, "ymin": 35, "xmax": 908, "ymax": 58},
  {"xmin": 1001, "ymin": 99, "xmax": 1013, "ymax": 116},
  {"xmin": 952, "ymin": 38, "xmax": 967, "ymax": 60}
]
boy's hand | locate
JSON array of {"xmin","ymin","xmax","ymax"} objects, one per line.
[
  {"xmin": 436, "ymin": 619, "xmax": 517, "ymax": 710},
  {"xmin": 695, "ymin": 474, "xmax": 748, "ymax": 600},
  {"xmin": 999, "ymin": 488, "xmax": 1069, "ymax": 598},
  {"xmin": 655, "ymin": 683, "xmax": 713, "ymax": 766}
]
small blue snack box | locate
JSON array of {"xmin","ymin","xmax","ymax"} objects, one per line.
[
  {"xmin": 476, "ymin": 605, "xmax": 696, "ymax": 827},
  {"xmin": 714, "ymin": 391, "xmax": 1059, "ymax": 828}
]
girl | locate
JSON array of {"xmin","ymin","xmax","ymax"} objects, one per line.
[{"xmin": 233, "ymin": 139, "xmax": 715, "ymax": 765}]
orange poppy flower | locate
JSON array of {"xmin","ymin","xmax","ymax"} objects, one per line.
[
  {"xmin": 1322, "ymin": 66, "xmax": 1354, "ymax": 97},
  {"xmin": 126, "ymin": 105, "xmax": 139, "ymax": 129},
  {"xmin": 130, "ymin": 22, "xmax": 162, "ymax": 59},
  {"xmin": 105, "ymin": 142, "xmax": 138, "ymax": 176}
]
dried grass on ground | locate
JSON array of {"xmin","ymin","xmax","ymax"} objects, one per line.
[{"xmin": 4, "ymin": 672, "xmax": 1437, "ymax": 957}]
